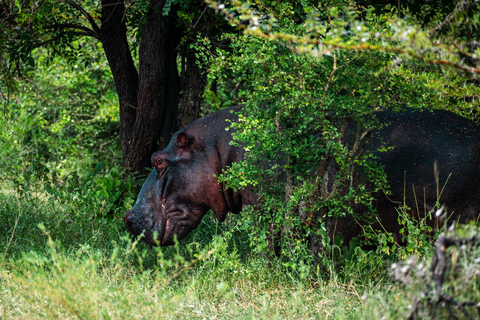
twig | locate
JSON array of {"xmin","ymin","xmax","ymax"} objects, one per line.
[
  {"xmin": 430, "ymin": 0, "xmax": 472, "ymax": 37},
  {"xmin": 1, "ymin": 195, "xmax": 21, "ymax": 268},
  {"xmin": 431, "ymin": 233, "xmax": 480, "ymax": 294},
  {"xmin": 206, "ymin": 0, "xmax": 480, "ymax": 75}
]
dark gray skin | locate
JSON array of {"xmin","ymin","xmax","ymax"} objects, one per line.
[
  {"xmin": 124, "ymin": 106, "xmax": 480, "ymax": 246},
  {"xmin": 336, "ymin": 108, "xmax": 480, "ymax": 243}
]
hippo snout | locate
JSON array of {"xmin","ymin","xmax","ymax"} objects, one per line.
[
  {"xmin": 123, "ymin": 205, "xmax": 167, "ymax": 247},
  {"xmin": 123, "ymin": 209, "xmax": 137, "ymax": 234},
  {"xmin": 123, "ymin": 211, "xmax": 131, "ymax": 225},
  {"xmin": 123, "ymin": 208, "xmax": 146, "ymax": 238}
]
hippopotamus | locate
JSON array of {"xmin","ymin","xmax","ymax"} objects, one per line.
[{"xmin": 124, "ymin": 105, "xmax": 480, "ymax": 247}]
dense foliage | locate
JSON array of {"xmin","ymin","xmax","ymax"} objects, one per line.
[
  {"xmin": 1, "ymin": 0, "xmax": 480, "ymax": 318},
  {"xmin": 205, "ymin": 0, "xmax": 480, "ymax": 268}
]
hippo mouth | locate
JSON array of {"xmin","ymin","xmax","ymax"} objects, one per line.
[
  {"xmin": 124, "ymin": 207, "xmax": 204, "ymax": 247},
  {"xmin": 123, "ymin": 216, "xmax": 164, "ymax": 247},
  {"xmin": 124, "ymin": 183, "xmax": 207, "ymax": 246},
  {"xmin": 160, "ymin": 205, "xmax": 206, "ymax": 245},
  {"xmin": 123, "ymin": 202, "xmax": 167, "ymax": 247},
  {"xmin": 142, "ymin": 220, "xmax": 167, "ymax": 247},
  {"xmin": 161, "ymin": 210, "xmax": 184, "ymax": 245}
]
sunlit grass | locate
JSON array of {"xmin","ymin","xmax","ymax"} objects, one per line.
[
  {"xmin": 0, "ymin": 135, "xmax": 479, "ymax": 319},
  {"xmin": 3, "ymin": 165, "xmax": 480, "ymax": 320},
  {"xmin": 0, "ymin": 177, "xmax": 396, "ymax": 319},
  {"xmin": 0, "ymin": 237, "xmax": 401, "ymax": 319}
]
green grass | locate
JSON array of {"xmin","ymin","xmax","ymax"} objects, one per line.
[
  {"xmin": 1, "ymin": 57, "xmax": 478, "ymax": 318},
  {"xmin": 2, "ymin": 164, "xmax": 480, "ymax": 319},
  {"xmin": 0, "ymin": 174, "xmax": 412, "ymax": 320},
  {"xmin": 0, "ymin": 239, "xmax": 403, "ymax": 319},
  {"xmin": 0, "ymin": 173, "xmax": 396, "ymax": 319}
]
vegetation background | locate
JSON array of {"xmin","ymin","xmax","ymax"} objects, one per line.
[{"xmin": 1, "ymin": 0, "xmax": 480, "ymax": 318}]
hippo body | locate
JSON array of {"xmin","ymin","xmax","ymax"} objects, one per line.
[{"xmin": 124, "ymin": 106, "xmax": 480, "ymax": 246}]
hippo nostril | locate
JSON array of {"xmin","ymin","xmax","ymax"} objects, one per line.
[{"xmin": 124, "ymin": 211, "xmax": 131, "ymax": 226}]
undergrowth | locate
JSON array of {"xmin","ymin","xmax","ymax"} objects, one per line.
[
  {"xmin": 2, "ymin": 144, "xmax": 480, "ymax": 319},
  {"xmin": 0, "ymin": 99, "xmax": 476, "ymax": 318},
  {"xmin": 0, "ymin": 160, "xmax": 460, "ymax": 320}
]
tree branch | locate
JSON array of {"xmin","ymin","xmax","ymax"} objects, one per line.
[
  {"xmin": 43, "ymin": 23, "xmax": 99, "ymax": 39},
  {"xmin": 33, "ymin": 31, "xmax": 95, "ymax": 48},
  {"xmin": 430, "ymin": 0, "xmax": 472, "ymax": 37},
  {"xmin": 431, "ymin": 234, "xmax": 480, "ymax": 294},
  {"xmin": 392, "ymin": 231, "xmax": 480, "ymax": 319},
  {"xmin": 64, "ymin": 0, "xmax": 101, "ymax": 35},
  {"xmin": 206, "ymin": 0, "xmax": 480, "ymax": 75}
]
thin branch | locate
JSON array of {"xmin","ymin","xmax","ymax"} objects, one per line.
[
  {"xmin": 192, "ymin": 4, "xmax": 208, "ymax": 29},
  {"xmin": 431, "ymin": 234, "xmax": 480, "ymax": 294},
  {"xmin": 34, "ymin": 31, "xmax": 97, "ymax": 48},
  {"xmin": 296, "ymin": 41, "xmax": 480, "ymax": 75},
  {"xmin": 430, "ymin": 0, "xmax": 472, "ymax": 37},
  {"xmin": 43, "ymin": 23, "xmax": 98, "ymax": 39},
  {"xmin": 393, "ymin": 232, "xmax": 480, "ymax": 319},
  {"xmin": 33, "ymin": 34, "xmax": 65, "ymax": 48},
  {"xmin": 64, "ymin": 0, "xmax": 100, "ymax": 35},
  {"xmin": 206, "ymin": 0, "xmax": 480, "ymax": 75}
]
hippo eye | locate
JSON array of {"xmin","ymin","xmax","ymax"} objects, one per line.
[{"xmin": 154, "ymin": 158, "xmax": 167, "ymax": 173}]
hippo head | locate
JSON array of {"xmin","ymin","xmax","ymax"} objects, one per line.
[{"xmin": 124, "ymin": 108, "xmax": 247, "ymax": 246}]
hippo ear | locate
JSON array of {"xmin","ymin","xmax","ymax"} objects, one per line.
[{"xmin": 175, "ymin": 132, "xmax": 190, "ymax": 149}]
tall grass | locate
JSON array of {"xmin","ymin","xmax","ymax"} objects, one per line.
[
  {"xmin": 0, "ymin": 166, "xmax": 434, "ymax": 319},
  {"xmin": 0, "ymin": 105, "xmax": 477, "ymax": 319},
  {"xmin": 0, "ymin": 164, "xmax": 403, "ymax": 319},
  {"xmin": 0, "ymin": 224, "xmax": 406, "ymax": 319}
]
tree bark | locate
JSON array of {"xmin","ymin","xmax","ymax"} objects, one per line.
[
  {"xmin": 4, "ymin": 0, "xmax": 231, "ymax": 175},
  {"xmin": 100, "ymin": 0, "xmax": 182, "ymax": 174},
  {"xmin": 126, "ymin": 0, "xmax": 172, "ymax": 173},
  {"xmin": 98, "ymin": 0, "xmax": 220, "ymax": 174},
  {"xmin": 178, "ymin": 44, "xmax": 207, "ymax": 128},
  {"xmin": 160, "ymin": 22, "xmax": 182, "ymax": 148},
  {"xmin": 99, "ymin": 0, "xmax": 139, "ymax": 170}
]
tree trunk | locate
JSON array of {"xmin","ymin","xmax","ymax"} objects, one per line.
[
  {"xmin": 100, "ymin": 0, "xmax": 182, "ymax": 174},
  {"xmin": 178, "ymin": 44, "xmax": 207, "ymax": 128},
  {"xmin": 99, "ymin": 0, "xmax": 213, "ymax": 174},
  {"xmin": 125, "ymin": 0, "xmax": 174, "ymax": 173},
  {"xmin": 160, "ymin": 22, "xmax": 182, "ymax": 148},
  {"xmin": 99, "ymin": 0, "xmax": 139, "ymax": 170}
]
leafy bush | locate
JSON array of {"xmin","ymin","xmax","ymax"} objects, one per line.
[
  {"xmin": 1, "ymin": 43, "xmax": 119, "ymax": 176},
  {"xmin": 208, "ymin": 8, "xmax": 438, "ymax": 269},
  {"xmin": 0, "ymin": 42, "xmax": 139, "ymax": 258}
]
